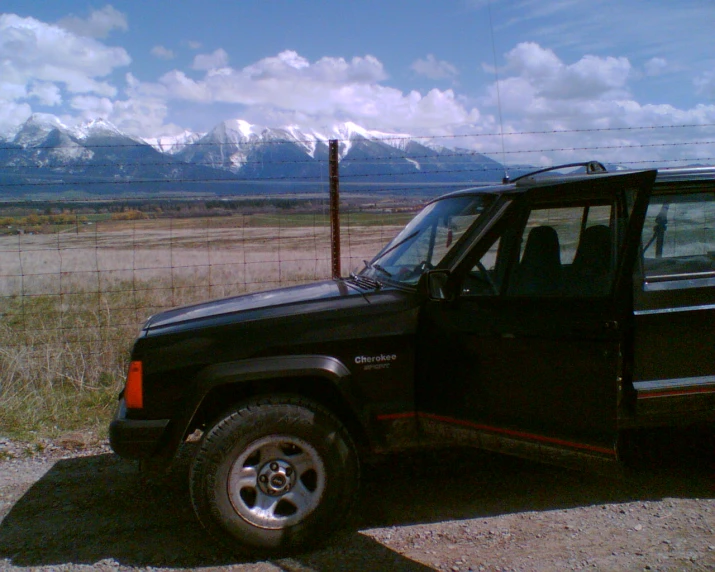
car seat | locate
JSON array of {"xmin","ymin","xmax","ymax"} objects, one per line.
[
  {"xmin": 509, "ymin": 225, "xmax": 563, "ymax": 296},
  {"xmin": 570, "ymin": 225, "xmax": 612, "ymax": 296}
]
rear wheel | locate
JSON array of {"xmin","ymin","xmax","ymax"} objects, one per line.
[{"xmin": 189, "ymin": 396, "xmax": 359, "ymax": 554}]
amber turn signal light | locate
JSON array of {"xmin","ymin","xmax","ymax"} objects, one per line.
[{"xmin": 125, "ymin": 361, "xmax": 143, "ymax": 409}]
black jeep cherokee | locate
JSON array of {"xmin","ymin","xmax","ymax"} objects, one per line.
[{"xmin": 110, "ymin": 165, "xmax": 715, "ymax": 553}]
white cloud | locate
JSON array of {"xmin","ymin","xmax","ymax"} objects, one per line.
[
  {"xmin": 0, "ymin": 100, "xmax": 32, "ymax": 134},
  {"xmin": 694, "ymin": 71, "xmax": 715, "ymax": 99},
  {"xmin": 473, "ymin": 42, "xmax": 715, "ymax": 167},
  {"xmin": 499, "ymin": 0, "xmax": 712, "ymax": 75},
  {"xmin": 0, "ymin": 14, "xmax": 130, "ymax": 96},
  {"xmin": 503, "ymin": 42, "xmax": 631, "ymax": 100},
  {"xmin": 0, "ymin": 13, "xmax": 130, "ymax": 132},
  {"xmin": 411, "ymin": 54, "xmax": 459, "ymax": 80},
  {"xmin": 187, "ymin": 40, "xmax": 202, "ymax": 50},
  {"xmin": 56, "ymin": 5, "xmax": 127, "ymax": 39},
  {"xmin": 110, "ymin": 97, "xmax": 177, "ymax": 137},
  {"xmin": 67, "ymin": 79, "xmax": 176, "ymax": 138},
  {"xmin": 0, "ymin": 60, "xmax": 27, "ymax": 101},
  {"xmin": 645, "ymin": 57, "xmax": 667, "ymax": 77},
  {"xmin": 157, "ymin": 71, "xmax": 211, "ymax": 101},
  {"xmin": 192, "ymin": 49, "xmax": 229, "ymax": 71},
  {"xmin": 325, "ymin": 54, "xmax": 386, "ymax": 83},
  {"xmin": 149, "ymin": 50, "xmax": 472, "ymax": 132},
  {"xmin": 70, "ymin": 95, "xmax": 114, "ymax": 118},
  {"xmin": 94, "ymin": 74, "xmax": 177, "ymax": 137},
  {"xmin": 482, "ymin": 43, "xmax": 636, "ymax": 121},
  {"xmin": 151, "ymin": 45, "xmax": 175, "ymax": 60},
  {"xmin": 3, "ymin": 6, "xmax": 712, "ymax": 171},
  {"xmin": 29, "ymin": 82, "xmax": 62, "ymax": 106},
  {"xmin": 241, "ymin": 51, "xmax": 387, "ymax": 84}
]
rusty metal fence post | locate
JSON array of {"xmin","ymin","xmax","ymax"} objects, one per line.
[{"xmin": 329, "ymin": 139, "xmax": 341, "ymax": 279}]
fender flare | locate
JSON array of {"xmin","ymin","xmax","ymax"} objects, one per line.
[
  {"xmin": 195, "ymin": 354, "xmax": 351, "ymax": 392},
  {"xmin": 158, "ymin": 355, "xmax": 355, "ymax": 462}
]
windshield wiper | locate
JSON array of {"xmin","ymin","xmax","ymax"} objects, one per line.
[
  {"xmin": 364, "ymin": 261, "xmax": 392, "ymax": 278},
  {"xmin": 347, "ymin": 272, "xmax": 382, "ymax": 290},
  {"xmin": 371, "ymin": 230, "xmax": 419, "ymax": 265}
]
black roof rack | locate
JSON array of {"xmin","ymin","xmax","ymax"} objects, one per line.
[{"xmin": 508, "ymin": 161, "xmax": 607, "ymax": 184}]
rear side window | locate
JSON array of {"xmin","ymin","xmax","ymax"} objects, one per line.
[{"xmin": 642, "ymin": 191, "xmax": 715, "ymax": 281}]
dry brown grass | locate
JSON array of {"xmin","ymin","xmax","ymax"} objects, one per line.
[{"xmin": 0, "ymin": 214, "xmax": 405, "ymax": 439}]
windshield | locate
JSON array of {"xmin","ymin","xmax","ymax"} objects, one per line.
[{"xmin": 361, "ymin": 194, "xmax": 495, "ymax": 285}]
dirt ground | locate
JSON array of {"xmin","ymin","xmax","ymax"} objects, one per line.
[{"xmin": 0, "ymin": 427, "xmax": 713, "ymax": 572}]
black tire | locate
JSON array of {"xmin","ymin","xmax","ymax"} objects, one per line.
[{"xmin": 189, "ymin": 396, "xmax": 360, "ymax": 555}]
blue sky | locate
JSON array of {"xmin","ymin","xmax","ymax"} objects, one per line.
[{"xmin": 1, "ymin": 0, "xmax": 714, "ymax": 166}]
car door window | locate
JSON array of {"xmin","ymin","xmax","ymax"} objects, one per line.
[
  {"xmin": 462, "ymin": 203, "xmax": 617, "ymax": 297},
  {"xmin": 641, "ymin": 191, "xmax": 715, "ymax": 288},
  {"xmin": 461, "ymin": 236, "xmax": 503, "ymax": 296},
  {"xmin": 509, "ymin": 204, "xmax": 616, "ymax": 297}
]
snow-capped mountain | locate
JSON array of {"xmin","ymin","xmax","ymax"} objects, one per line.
[
  {"xmin": 145, "ymin": 130, "xmax": 206, "ymax": 155},
  {"xmin": 174, "ymin": 118, "xmax": 505, "ymax": 182},
  {"xmin": 173, "ymin": 119, "xmax": 413, "ymax": 165},
  {"xmin": 12, "ymin": 113, "xmax": 70, "ymax": 148},
  {"xmin": 0, "ymin": 115, "xmax": 511, "ymax": 196},
  {"xmin": 71, "ymin": 118, "xmax": 143, "ymax": 143},
  {"xmin": 328, "ymin": 121, "xmax": 414, "ymax": 156},
  {"xmin": 0, "ymin": 115, "xmax": 235, "ymax": 194},
  {"xmin": 175, "ymin": 119, "xmax": 331, "ymax": 178}
]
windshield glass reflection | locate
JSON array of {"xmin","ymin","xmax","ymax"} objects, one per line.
[{"xmin": 360, "ymin": 194, "xmax": 495, "ymax": 285}]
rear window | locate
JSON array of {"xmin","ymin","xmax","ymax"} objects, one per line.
[{"xmin": 642, "ymin": 190, "xmax": 715, "ymax": 283}]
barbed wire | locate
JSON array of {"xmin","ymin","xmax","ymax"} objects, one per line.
[
  {"xmin": 0, "ymin": 123, "xmax": 715, "ymax": 153},
  {"xmin": 2, "ymin": 139, "xmax": 715, "ymax": 172},
  {"xmin": 2, "ymin": 156, "xmax": 713, "ymax": 358},
  {"xmin": 3, "ymin": 159, "xmax": 713, "ymax": 189},
  {"xmin": 0, "ymin": 203, "xmax": 387, "ymax": 351},
  {"xmin": 2, "ymin": 122, "xmax": 715, "ymax": 152}
]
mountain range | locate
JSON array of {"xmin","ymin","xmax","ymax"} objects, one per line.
[{"xmin": 0, "ymin": 114, "xmax": 516, "ymax": 197}]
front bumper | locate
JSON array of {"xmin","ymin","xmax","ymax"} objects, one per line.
[{"xmin": 109, "ymin": 398, "xmax": 170, "ymax": 459}]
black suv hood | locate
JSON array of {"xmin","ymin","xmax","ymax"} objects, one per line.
[{"xmin": 144, "ymin": 279, "xmax": 370, "ymax": 331}]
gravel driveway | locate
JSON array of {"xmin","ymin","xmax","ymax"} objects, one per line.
[{"xmin": 0, "ymin": 427, "xmax": 713, "ymax": 571}]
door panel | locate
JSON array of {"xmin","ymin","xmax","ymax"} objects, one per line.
[
  {"xmin": 416, "ymin": 170, "xmax": 656, "ymax": 461},
  {"xmin": 419, "ymin": 297, "xmax": 620, "ymax": 445}
]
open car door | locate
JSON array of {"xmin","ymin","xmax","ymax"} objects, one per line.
[{"xmin": 416, "ymin": 170, "xmax": 656, "ymax": 471}]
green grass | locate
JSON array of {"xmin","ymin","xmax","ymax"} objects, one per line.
[
  {"xmin": 0, "ymin": 273, "xmax": 335, "ymax": 440},
  {"xmin": 0, "ymin": 292, "xmax": 136, "ymax": 440},
  {"xmin": 0, "ymin": 272, "xmax": 254, "ymax": 439}
]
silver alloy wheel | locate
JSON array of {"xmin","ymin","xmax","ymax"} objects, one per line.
[{"xmin": 227, "ymin": 435, "xmax": 326, "ymax": 530}]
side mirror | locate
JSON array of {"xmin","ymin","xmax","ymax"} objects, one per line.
[{"xmin": 426, "ymin": 269, "xmax": 455, "ymax": 301}]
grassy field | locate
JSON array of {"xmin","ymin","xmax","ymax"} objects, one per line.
[{"xmin": 0, "ymin": 211, "xmax": 410, "ymax": 439}]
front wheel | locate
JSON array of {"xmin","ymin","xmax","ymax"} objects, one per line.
[{"xmin": 189, "ymin": 396, "xmax": 359, "ymax": 554}]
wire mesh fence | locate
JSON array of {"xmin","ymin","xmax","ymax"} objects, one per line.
[
  {"xmin": 0, "ymin": 197, "xmax": 419, "ymax": 354},
  {"xmin": 1, "ymin": 125, "xmax": 714, "ymax": 400},
  {"xmin": 1, "ymin": 122, "xmax": 712, "ymax": 438},
  {"xmin": 0, "ymin": 196, "xmax": 418, "ymax": 435}
]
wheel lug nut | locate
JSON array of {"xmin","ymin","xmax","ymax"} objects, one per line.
[
  {"xmin": 259, "ymin": 475, "xmax": 268, "ymax": 483},
  {"xmin": 270, "ymin": 462, "xmax": 279, "ymax": 471}
]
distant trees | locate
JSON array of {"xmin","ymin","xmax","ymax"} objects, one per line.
[
  {"xmin": 110, "ymin": 210, "xmax": 147, "ymax": 221},
  {"xmin": 0, "ymin": 213, "xmax": 90, "ymax": 233}
]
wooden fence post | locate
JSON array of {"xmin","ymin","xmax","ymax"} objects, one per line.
[{"xmin": 329, "ymin": 139, "xmax": 341, "ymax": 279}]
